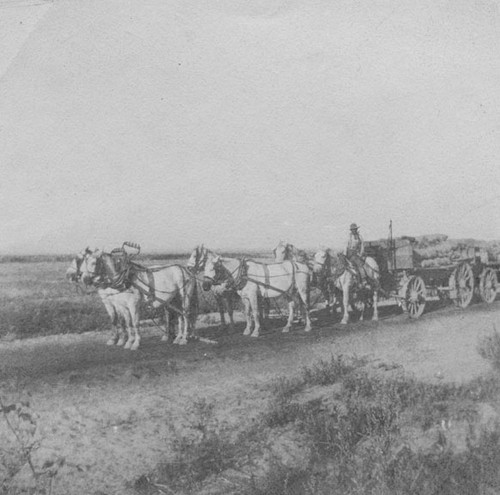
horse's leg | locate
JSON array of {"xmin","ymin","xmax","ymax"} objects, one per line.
[
  {"xmin": 225, "ymin": 293, "xmax": 235, "ymax": 331},
  {"xmin": 177, "ymin": 290, "xmax": 191, "ymax": 345},
  {"xmin": 298, "ymin": 287, "xmax": 312, "ymax": 332},
  {"xmin": 161, "ymin": 308, "xmax": 172, "ymax": 342},
  {"xmin": 250, "ymin": 291, "xmax": 262, "ymax": 338},
  {"xmin": 372, "ymin": 287, "xmax": 379, "ymax": 321},
  {"xmin": 115, "ymin": 315, "xmax": 127, "ymax": 347},
  {"xmin": 282, "ymin": 300, "xmax": 295, "ymax": 333},
  {"xmin": 216, "ymin": 294, "xmax": 227, "ymax": 329},
  {"xmin": 123, "ymin": 310, "xmax": 135, "ymax": 350},
  {"xmin": 359, "ymin": 299, "xmax": 365, "ymax": 322},
  {"xmin": 128, "ymin": 302, "xmax": 141, "ymax": 350},
  {"xmin": 110, "ymin": 317, "xmax": 122, "ymax": 345},
  {"xmin": 102, "ymin": 297, "xmax": 120, "ymax": 345},
  {"xmin": 176, "ymin": 315, "xmax": 189, "ymax": 345},
  {"xmin": 341, "ymin": 276, "xmax": 350, "ymax": 325},
  {"xmin": 242, "ymin": 296, "xmax": 253, "ymax": 336},
  {"xmin": 262, "ymin": 297, "xmax": 270, "ymax": 321}
]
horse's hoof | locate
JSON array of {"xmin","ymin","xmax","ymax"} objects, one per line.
[
  {"xmin": 178, "ymin": 339, "xmax": 188, "ymax": 345},
  {"xmin": 161, "ymin": 335, "xmax": 169, "ymax": 342},
  {"xmin": 282, "ymin": 327, "xmax": 290, "ymax": 333},
  {"xmin": 130, "ymin": 344, "xmax": 140, "ymax": 351},
  {"xmin": 340, "ymin": 320, "xmax": 348, "ymax": 325},
  {"xmin": 243, "ymin": 329, "xmax": 251, "ymax": 336},
  {"xmin": 106, "ymin": 339, "xmax": 116, "ymax": 346},
  {"xmin": 304, "ymin": 327, "xmax": 312, "ymax": 332},
  {"xmin": 116, "ymin": 339, "xmax": 125, "ymax": 346},
  {"xmin": 250, "ymin": 332, "xmax": 259, "ymax": 338}
]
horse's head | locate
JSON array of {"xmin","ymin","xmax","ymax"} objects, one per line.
[
  {"xmin": 273, "ymin": 241, "xmax": 293, "ymax": 262},
  {"xmin": 66, "ymin": 247, "xmax": 94, "ymax": 283},
  {"xmin": 202, "ymin": 254, "xmax": 226, "ymax": 291},
  {"xmin": 76, "ymin": 249, "xmax": 102, "ymax": 286},
  {"xmin": 313, "ymin": 248, "xmax": 332, "ymax": 274},
  {"xmin": 187, "ymin": 244, "xmax": 208, "ymax": 272}
]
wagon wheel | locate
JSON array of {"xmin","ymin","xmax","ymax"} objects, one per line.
[
  {"xmin": 452, "ymin": 262, "xmax": 474, "ymax": 308},
  {"xmin": 479, "ymin": 267, "xmax": 498, "ymax": 304},
  {"xmin": 405, "ymin": 276, "xmax": 426, "ymax": 319}
]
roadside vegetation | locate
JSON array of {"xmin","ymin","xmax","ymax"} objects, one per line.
[{"xmin": 135, "ymin": 354, "xmax": 500, "ymax": 495}]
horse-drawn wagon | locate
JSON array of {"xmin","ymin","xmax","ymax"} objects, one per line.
[{"xmin": 364, "ymin": 235, "xmax": 499, "ymax": 319}]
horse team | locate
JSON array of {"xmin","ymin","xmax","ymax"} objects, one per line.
[{"xmin": 66, "ymin": 242, "xmax": 380, "ymax": 350}]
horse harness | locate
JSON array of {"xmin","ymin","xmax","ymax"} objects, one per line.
[
  {"xmin": 93, "ymin": 254, "xmax": 193, "ymax": 318},
  {"xmin": 129, "ymin": 262, "xmax": 195, "ymax": 318},
  {"xmin": 215, "ymin": 258, "xmax": 301, "ymax": 301}
]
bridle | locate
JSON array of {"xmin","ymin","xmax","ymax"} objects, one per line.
[
  {"xmin": 203, "ymin": 258, "xmax": 226, "ymax": 286},
  {"xmin": 78, "ymin": 252, "xmax": 104, "ymax": 285},
  {"xmin": 313, "ymin": 250, "xmax": 331, "ymax": 274},
  {"xmin": 203, "ymin": 257, "xmax": 246, "ymax": 290}
]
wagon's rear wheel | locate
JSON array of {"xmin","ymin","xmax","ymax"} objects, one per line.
[
  {"xmin": 405, "ymin": 275, "xmax": 426, "ymax": 318},
  {"xmin": 479, "ymin": 267, "xmax": 498, "ymax": 304},
  {"xmin": 452, "ymin": 262, "xmax": 474, "ymax": 308}
]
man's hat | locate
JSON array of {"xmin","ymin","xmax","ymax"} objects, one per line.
[{"xmin": 350, "ymin": 223, "xmax": 360, "ymax": 231}]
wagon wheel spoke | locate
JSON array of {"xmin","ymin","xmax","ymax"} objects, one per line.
[
  {"xmin": 406, "ymin": 276, "xmax": 426, "ymax": 319},
  {"xmin": 479, "ymin": 268, "xmax": 498, "ymax": 304},
  {"xmin": 455, "ymin": 263, "xmax": 474, "ymax": 308}
]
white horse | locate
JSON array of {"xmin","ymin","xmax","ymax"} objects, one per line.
[
  {"xmin": 273, "ymin": 241, "xmax": 309, "ymax": 264},
  {"xmin": 202, "ymin": 253, "xmax": 312, "ymax": 337},
  {"xmin": 187, "ymin": 245, "xmax": 238, "ymax": 331},
  {"xmin": 75, "ymin": 248, "xmax": 198, "ymax": 349},
  {"xmin": 313, "ymin": 248, "xmax": 380, "ymax": 324},
  {"xmin": 273, "ymin": 242, "xmax": 335, "ymax": 312}
]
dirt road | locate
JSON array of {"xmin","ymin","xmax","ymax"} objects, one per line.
[{"xmin": 0, "ymin": 301, "xmax": 499, "ymax": 494}]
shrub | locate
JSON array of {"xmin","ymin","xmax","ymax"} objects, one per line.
[
  {"xmin": 141, "ymin": 398, "xmax": 239, "ymax": 493},
  {"xmin": 478, "ymin": 327, "xmax": 500, "ymax": 371}
]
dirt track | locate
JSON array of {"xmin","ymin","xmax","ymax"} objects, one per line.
[{"xmin": 1, "ymin": 301, "xmax": 499, "ymax": 494}]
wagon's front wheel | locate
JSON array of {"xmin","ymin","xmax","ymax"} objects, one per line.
[
  {"xmin": 452, "ymin": 262, "xmax": 474, "ymax": 308},
  {"xmin": 405, "ymin": 275, "xmax": 426, "ymax": 319},
  {"xmin": 479, "ymin": 267, "xmax": 498, "ymax": 304}
]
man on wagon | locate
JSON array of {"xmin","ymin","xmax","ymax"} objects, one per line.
[{"xmin": 345, "ymin": 223, "xmax": 367, "ymax": 285}]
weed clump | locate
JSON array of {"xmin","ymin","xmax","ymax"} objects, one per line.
[
  {"xmin": 478, "ymin": 327, "xmax": 500, "ymax": 371},
  {"xmin": 140, "ymin": 398, "xmax": 239, "ymax": 494},
  {"xmin": 301, "ymin": 354, "xmax": 362, "ymax": 386}
]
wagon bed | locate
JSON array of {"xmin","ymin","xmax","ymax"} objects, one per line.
[{"xmin": 364, "ymin": 237, "xmax": 499, "ymax": 318}]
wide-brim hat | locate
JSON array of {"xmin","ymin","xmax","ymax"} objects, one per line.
[{"xmin": 350, "ymin": 223, "xmax": 360, "ymax": 231}]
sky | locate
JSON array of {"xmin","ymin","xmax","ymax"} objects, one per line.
[{"xmin": 1, "ymin": 0, "xmax": 500, "ymax": 254}]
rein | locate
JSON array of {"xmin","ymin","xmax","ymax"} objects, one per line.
[
  {"xmin": 213, "ymin": 259, "xmax": 302, "ymax": 300},
  {"xmin": 128, "ymin": 263, "xmax": 196, "ymax": 317}
]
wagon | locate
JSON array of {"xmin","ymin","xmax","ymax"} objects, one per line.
[{"xmin": 364, "ymin": 235, "xmax": 499, "ymax": 319}]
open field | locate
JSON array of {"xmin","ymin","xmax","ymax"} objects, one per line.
[{"xmin": 1, "ymin": 256, "xmax": 500, "ymax": 494}]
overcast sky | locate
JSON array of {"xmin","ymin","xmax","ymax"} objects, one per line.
[{"xmin": 1, "ymin": 0, "xmax": 499, "ymax": 254}]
